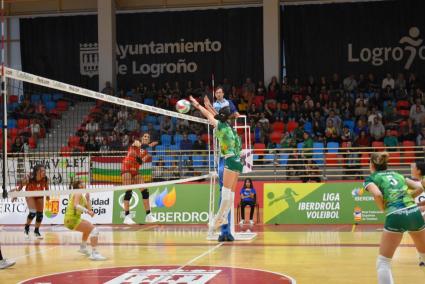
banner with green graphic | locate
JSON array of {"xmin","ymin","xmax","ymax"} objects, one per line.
[
  {"xmin": 112, "ymin": 184, "xmax": 220, "ymax": 224},
  {"xmin": 264, "ymin": 183, "xmax": 385, "ymax": 224}
]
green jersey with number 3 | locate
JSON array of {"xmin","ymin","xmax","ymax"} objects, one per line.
[{"xmin": 363, "ymin": 170, "xmax": 415, "ymax": 215}]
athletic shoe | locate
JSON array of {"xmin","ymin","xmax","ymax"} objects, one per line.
[
  {"xmin": 249, "ymin": 220, "xmax": 254, "ymax": 225},
  {"xmin": 420, "ymin": 261, "xmax": 425, "ymax": 267},
  {"xmin": 24, "ymin": 231, "xmax": 31, "ymax": 241},
  {"xmin": 123, "ymin": 215, "xmax": 136, "ymax": 225},
  {"xmin": 0, "ymin": 259, "xmax": 16, "ymax": 269},
  {"xmin": 78, "ymin": 247, "xmax": 90, "ymax": 256},
  {"xmin": 225, "ymin": 233, "xmax": 234, "ymax": 241},
  {"xmin": 218, "ymin": 234, "xmax": 226, "ymax": 242},
  {"xmin": 239, "ymin": 220, "xmax": 245, "ymax": 225},
  {"xmin": 89, "ymin": 251, "xmax": 106, "ymax": 261},
  {"xmin": 145, "ymin": 213, "xmax": 158, "ymax": 223},
  {"xmin": 211, "ymin": 215, "xmax": 228, "ymax": 231},
  {"xmin": 34, "ymin": 232, "xmax": 43, "ymax": 240}
]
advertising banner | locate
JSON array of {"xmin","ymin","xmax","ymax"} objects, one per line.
[
  {"xmin": 264, "ymin": 183, "xmax": 385, "ymax": 225},
  {"xmin": 112, "ymin": 184, "xmax": 219, "ymax": 224},
  {"xmin": 0, "ymin": 190, "xmax": 113, "ymax": 225}
]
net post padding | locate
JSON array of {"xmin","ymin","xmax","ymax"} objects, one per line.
[{"xmin": 8, "ymin": 173, "xmax": 211, "ymax": 198}]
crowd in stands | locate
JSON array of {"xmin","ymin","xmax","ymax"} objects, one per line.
[{"xmin": 72, "ymin": 72, "xmax": 424, "ymax": 155}]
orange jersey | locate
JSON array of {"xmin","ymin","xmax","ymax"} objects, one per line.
[
  {"xmin": 26, "ymin": 178, "xmax": 48, "ymax": 192},
  {"xmin": 121, "ymin": 146, "xmax": 151, "ymax": 176}
]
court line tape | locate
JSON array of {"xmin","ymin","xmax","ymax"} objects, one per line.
[
  {"xmin": 152, "ymin": 242, "xmax": 223, "ymax": 284},
  {"xmin": 10, "ymin": 245, "xmax": 59, "ymax": 261}
]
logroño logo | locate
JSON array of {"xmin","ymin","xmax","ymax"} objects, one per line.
[{"xmin": 348, "ymin": 26, "xmax": 425, "ymax": 69}]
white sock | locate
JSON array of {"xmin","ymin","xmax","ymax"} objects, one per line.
[
  {"xmin": 419, "ymin": 253, "xmax": 425, "ymax": 262},
  {"xmin": 376, "ymin": 255, "xmax": 394, "ymax": 284},
  {"xmin": 80, "ymin": 241, "xmax": 87, "ymax": 249},
  {"xmin": 216, "ymin": 187, "xmax": 232, "ymax": 219}
]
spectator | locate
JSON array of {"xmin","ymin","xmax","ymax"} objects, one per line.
[
  {"xmin": 121, "ymin": 134, "xmax": 130, "ymax": 149},
  {"xmin": 381, "ymin": 73, "xmax": 395, "ymax": 89},
  {"xmin": 117, "ymin": 107, "xmax": 128, "ymax": 121},
  {"xmin": 180, "ymin": 133, "xmax": 193, "ymax": 151},
  {"xmin": 355, "ymin": 130, "xmax": 371, "ymax": 148},
  {"xmin": 176, "ymin": 117, "xmax": 190, "ymax": 134},
  {"xmin": 101, "ymin": 81, "xmax": 114, "ymax": 96},
  {"xmin": 399, "ymin": 126, "xmax": 416, "ymax": 143},
  {"xmin": 416, "ymin": 127, "xmax": 425, "ymax": 146},
  {"xmin": 160, "ymin": 116, "xmax": 174, "ymax": 135},
  {"xmin": 247, "ymin": 103, "xmax": 260, "ymax": 122},
  {"xmin": 99, "ymin": 138, "xmax": 110, "ymax": 152},
  {"xmin": 383, "ymin": 101, "xmax": 398, "ymax": 124},
  {"xmin": 243, "ymin": 77, "xmax": 256, "ymax": 94},
  {"xmin": 354, "ymin": 119, "xmax": 369, "ymax": 137},
  {"xmin": 369, "ymin": 117, "xmax": 385, "ymax": 141},
  {"xmin": 85, "ymin": 136, "xmax": 99, "ymax": 152},
  {"xmin": 108, "ymin": 132, "xmax": 122, "ymax": 150},
  {"xmin": 325, "ymin": 120, "xmax": 339, "ymax": 143},
  {"xmin": 29, "ymin": 119, "xmax": 41, "ymax": 140},
  {"xmin": 355, "ymin": 100, "xmax": 368, "ymax": 117},
  {"xmin": 409, "ymin": 98, "xmax": 425, "ymax": 128},
  {"xmin": 343, "ymin": 74, "xmax": 358, "ymax": 92},
  {"xmin": 193, "ymin": 134, "xmax": 207, "ymax": 154},
  {"xmin": 146, "ymin": 123, "xmax": 159, "ymax": 142},
  {"xmin": 125, "ymin": 114, "xmax": 140, "ymax": 134},
  {"xmin": 302, "ymin": 131, "xmax": 314, "ymax": 160},
  {"xmin": 114, "ymin": 118, "xmax": 126, "ymax": 135},
  {"xmin": 239, "ymin": 178, "xmax": 257, "ymax": 225},
  {"xmin": 383, "ymin": 129, "xmax": 398, "ymax": 151},
  {"xmin": 341, "ymin": 125, "xmax": 353, "ymax": 143},
  {"xmin": 100, "ymin": 114, "xmax": 114, "ymax": 132},
  {"xmin": 342, "ymin": 141, "xmax": 361, "ymax": 179},
  {"xmin": 11, "ymin": 137, "xmax": 26, "ymax": 153},
  {"xmin": 86, "ymin": 119, "xmax": 99, "ymax": 135},
  {"xmin": 301, "ymin": 160, "xmax": 321, "ymax": 183},
  {"xmin": 395, "ymin": 73, "xmax": 406, "ymax": 90}
]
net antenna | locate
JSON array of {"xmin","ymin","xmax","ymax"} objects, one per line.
[{"xmin": 1, "ymin": 0, "xmax": 8, "ymax": 199}]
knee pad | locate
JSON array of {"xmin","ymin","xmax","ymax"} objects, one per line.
[
  {"xmin": 89, "ymin": 227, "xmax": 99, "ymax": 238},
  {"xmin": 35, "ymin": 211, "xmax": 43, "ymax": 223},
  {"xmin": 27, "ymin": 210, "xmax": 36, "ymax": 220},
  {"xmin": 124, "ymin": 190, "xmax": 133, "ymax": 201},
  {"xmin": 141, "ymin": 189, "xmax": 149, "ymax": 199}
]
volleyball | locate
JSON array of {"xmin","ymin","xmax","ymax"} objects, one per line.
[{"xmin": 176, "ymin": 99, "xmax": 191, "ymax": 113}]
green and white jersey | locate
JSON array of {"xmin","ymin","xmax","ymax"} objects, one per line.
[
  {"xmin": 216, "ymin": 121, "xmax": 241, "ymax": 158},
  {"xmin": 363, "ymin": 170, "xmax": 415, "ymax": 215}
]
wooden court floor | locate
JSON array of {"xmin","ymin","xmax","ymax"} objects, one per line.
[{"xmin": 1, "ymin": 224, "xmax": 424, "ymax": 283}]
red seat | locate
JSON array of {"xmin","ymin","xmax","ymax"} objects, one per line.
[
  {"xmin": 388, "ymin": 152, "xmax": 401, "ymax": 166},
  {"xmin": 398, "ymin": 109, "xmax": 410, "ymax": 117},
  {"xmin": 28, "ymin": 136, "xmax": 37, "ymax": 149},
  {"xmin": 270, "ymin": 131, "xmax": 282, "ymax": 144},
  {"xmin": 325, "ymin": 153, "xmax": 339, "ymax": 166},
  {"xmin": 287, "ymin": 121, "xmax": 298, "ymax": 133},
  {"xmin": 9, "ymin": 95, "xmax": 18, "ymax": 103},
  {"xmin": 39, "ymin": 128, "xmax": 46, "ymax": 138},
  {"xmin": 402, "ymin": 140, "xmax": 416, "ymax": 163},
  {"xmin": 253, "ymin": 96, "xmax": 264, "ymax": 107},
  {"xmin": 68, "ymin": 136, "xmax": 81, "ymax": 147},
  {"xmin": 272, "ymin": 121, "xmax": 285, "ymax": 132},
  {"xmin": 17, "ymin": 119, "xmax": 29, "ymax": 129},
  {"xmin": 60, "ymin": 146, "xmax": 72, "ymax": 157},
  {"xmin": 341, "ymin": 142, "xmax": 350, "ymax": 148},
  {"xmin": 267, "ymin": 101, "xmax": 276, "ymax": 110},
  {"xmin": 201, "ymin": 133, "xmax": 209, "ymax": 143},
  {"xmin": 372, "ymin": 141, "xmax": 385, "ymax": 151},
  {"xmin": 56, "ymin": 100, "xmax": 69, "ymax": 111},
  {"xmin": 253, "ymin": 143, "xmax": 266, "ymax": 155},
  {"xmin": 396, "ymin": 100, "xmax": 410, "ymax": 109},
  {"xmin": 9, "ymin": 128, "xmax": 18, "ymax": 140},
  {"xmin": 360, "ymin": 153, "xmax": 370, "ymax": 166}
]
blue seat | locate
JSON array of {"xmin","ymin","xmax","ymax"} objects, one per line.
[
  {"xmin": 313, "ymin": 142, "xmax": 325, "ymax": 165},
  {"xmin": 304, "ymin": 121, "xmax": 312, "ymax": 134},
  {"xmin": 343, "ymin": 120, "xmax": 355, "ymax": 131},
  {"xmin": 297, "ymin": 142, "xmax": 304, "ymax": 151},
  {"xmin": 188, "ymin": 134, "xmax": 197, "ymax": 143},
  {"xmin": 174, "ymin": 134, "xmax": 182, "ymax": 146},
  {"xmin": 278, "ymin": 153, "xmax": 289, "ymax": 165},
  {"xmin": 45, "ymin": 101, "xmax": 56, "ymax": 111},
  {"xmin": 41, "ymin": 93, "xmax": 52, "ymax": 103},
  {"xmin": 7, "ymin": 103, "xmax": 19, "ymax": 111},
  {"xmin": 327, "ymin": 142, "xmax": 339, "ymax": 153},
  {"xmin": 161, "ymin": 134, "xmax": 172, "ymax": 146},
  {"xmin": 140, "ymin": 125, "xmax": 148, "ymax": 132},
  {"xmin": 168, "ymin": 145, "xmax": 179, "ymax": 152},
  {"xmin": 144, "ymin": 98, "xmax": 155, "ymax": 106},
  {"xmin": 155, "ymin": 145, "xmax": 166, "ymax": 155},
  {"xmin": 145, "ymin": 115, "xmax": 158, "ymax": 124},
  {"xmin": 52, "ymin": 93, "xmax": 63, "ymax": 101},
  {"xmin": 31, "ymin": 94, "xmax": 41, "ymax": 104},
  {"xmin": 8, "ymin": 119, "xmax": 17, "ymax": 129},
  {"xmin": 192, "ymin": 155, "xmax": 205, "ymax": 167},
  {"xmin": 264, "ymin": 154, "xmax": 275, "ymax": 164},
  {"xmin": 153, "ymin": 124, "xmax": 161, "ymax": 131},
  {"xmin": 164, "ymin": 156, "xmax": 174, "ymax": 167}
]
